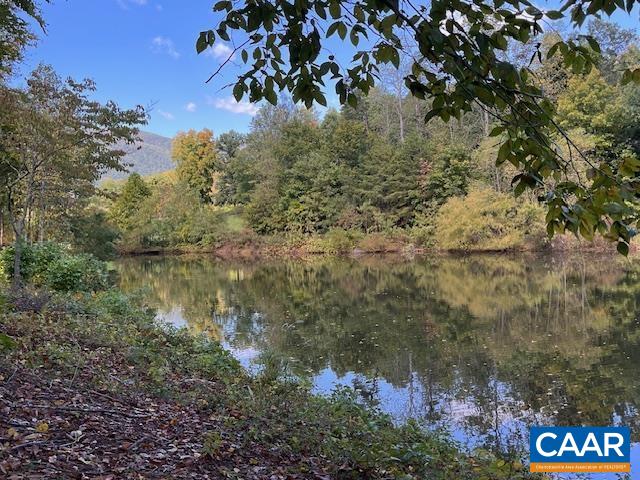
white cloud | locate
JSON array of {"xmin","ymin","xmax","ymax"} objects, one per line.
[
  {"xmin": 151, "ymin": 36, "xmax": 180, "ymax": 59},
  {"xmin": 210, "ymin": 96, "xmax": 259, "ymax": 116},
  {"xmin": 185, "ymin": 102, "xmax": 197, "ymax": 113},
  {"xmin": 116, "ymin": 0, "xmax": 148, "ymax": 9},
  {"xmin": 205, "ymin": 42, "xmax": 234, "ymax": 61},
  {"xmin": 158, "ymin": 110, "xmax": 175, "ymax": 120}
]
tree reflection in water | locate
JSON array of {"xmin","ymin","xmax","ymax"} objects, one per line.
[{"xmin": 115, "ymin": 254, "xmax": 640, "ymax": 454}]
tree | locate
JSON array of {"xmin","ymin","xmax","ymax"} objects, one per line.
[
  {"xmin": 0, "ymin": 65, "xmax": 145, "ymax": 285},
  {"xmin": 557, "ymin": 70, "xmax": 626, "ymax": 135},
  {"xmin": 198, "ymin": 0, "xmax": 640, "ymax": 252},
  {"xmin": 0, "ymin": 0, "xmax": 48, "ymax": 77},
  {"xmin": 172, "ymin": 129, "xmax": 219, "ymax": 203},
  {"xmin": 69, "ymin": 209, "xmax": 120, "ymax": 260},
  {"xmin": 420, "ymin": 146, "xmax": 473, "ymax": 208},
  {"xmin": 356, "ymin": 138, "xmax": 422, "ymax": 229},
  {"xmin": 216, "ymin": 149, "xmax": 256, "ymax": 205},
  {"xmin": 110, "ymin": 173, "xmax": 151, "ymax": 232},
  {"xmin": 217, "ymin": 130, "xmax": 246, "ymax": 161},
  {"xmin": 534, "ymin": 33, "xmax": 571, "ymax": 102},
  {"xmin": 587, "ymin": 19, "xmax": 638, "ymax": 84}
]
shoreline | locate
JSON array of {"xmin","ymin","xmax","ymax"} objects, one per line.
[{"xmin": 116, "ymin": 235, "xmax": 624, "ymax": 260}]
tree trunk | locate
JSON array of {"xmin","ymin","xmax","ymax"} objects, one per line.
[
  {"xmin": 7, "ymin": 179, "xmax": 34, "ymax": 287},
  {"xmin": 7, "ymin": 199, "xmax": 25, "ymax": 287},
  {"xmin": 26, "ymin": 205, "xmax": 32, "ymax": 244},
  {"xmin": 38, "ymin": 180, "xmax": 45, "ymax": 243},
  {"xmin": 13, "ymin": 233, "xmax": 23, "ymax": 286},
  {"xmin": 384, "ymin": 105, "xmax": 391, "ymax": 138},
  {"xmin": 396, "ymin": 96, "xmax": 404, "ymax": 143},
  {"xmin": 483, "ymin": 109, "xmax": 490, "ymax": 137}
]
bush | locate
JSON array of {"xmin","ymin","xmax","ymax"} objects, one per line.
[
  {"xmin": 304, "ymin": 229, "xmax": 359, "ymax": 254},
  {"xmin": 435, "ymin": 187, "xmax": 545, "ymax": 251},
  {"xmin": 0, "ymin": 242, "xmax": 108, "ymax": 292},
  {"xmin": 357, "ymin": 232, "xmax": 404, "ymax": 253},
  {"xmin": 0, "ymin": 242, "xmax": 67, "ymax": 283},
  {"xmin": 44, "ymin": 254, "xmax": 108, "ymax": 292}
]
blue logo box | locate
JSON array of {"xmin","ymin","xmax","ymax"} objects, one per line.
[{"xmin": 530, "ymin": 427, "xmax": 631, "ymax": 473}]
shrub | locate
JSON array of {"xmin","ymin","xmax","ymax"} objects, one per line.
[
  {"xmin": 44, "ymin": 254, "xmax": 108, "ymax": 292},
  {"xmin": 435, "ymin": 187, "xmax": 545, "ymax": 251},
  {"xmin": 0, "ymin": 242, "xmax": 67, "ymax": 283},
  {"xmin": 357, "ymin": 232, "xmax": 404, "ymax": 253},
  {"xmin": 0, "ymin": 243, "xmax": 108, "ymax": 292},
  {"xmin": 304, "ymin": 229, "xmax": 359, "ymax": 254}
]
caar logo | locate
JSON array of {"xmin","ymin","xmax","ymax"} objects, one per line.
[{"xmin": 530, "ymin": 427, "xmax": 631, "ymax": 473}]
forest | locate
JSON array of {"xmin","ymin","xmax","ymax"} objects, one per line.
[
  {"xmin": 4, "ymin": 21, "xmax": 638, "ymax": 260},
  {"xmin": 1, "ymin": 0, "xmax": 640, "ymax": 478}
]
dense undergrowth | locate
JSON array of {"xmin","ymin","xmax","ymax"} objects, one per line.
[{"xmin": 0, "ymin": 245, "xmax": 540, "ymax": 478}]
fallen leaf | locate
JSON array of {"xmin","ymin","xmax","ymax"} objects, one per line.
[{"xmin": 35, "ymin": 422, "xmax": 49, "ymax": 433}]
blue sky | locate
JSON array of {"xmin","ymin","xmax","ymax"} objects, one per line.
[
  {"xmin": 17, "ymin": 0, "xmax": 639, "ymax": 139},
  {"xmin": 19, "ymin": 0, "xmax": 271, "ymax": 138}
]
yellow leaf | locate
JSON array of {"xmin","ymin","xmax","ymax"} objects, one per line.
[
  {"xmin": 7, "ymin": 427, "xmax": 19, "ymax": 439},
  {"xmin": 36, "ymin": 422, "xmax": 49, "ymax": 433}
]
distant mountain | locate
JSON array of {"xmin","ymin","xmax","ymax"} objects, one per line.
[{"xmin": 102, "ymin": 131, "xmax": 174, "ymax": 180}]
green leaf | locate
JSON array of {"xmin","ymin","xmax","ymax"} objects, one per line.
[
  {"xmin": 0, "ymin": 333, "xmax": 17, "ymax": 352},
  {"xmin": 494, "ymin": 33, "xmax": 507, "ymax": 50},
  {"xmin": 497, "ymin": 140, "xmax": 512, "ymax": 163},
  {"xmin": 514, "ymin": 180, "xmax": 527, "ymax": 197},
  {"xmin": 313, "ymin": 90, "xmax": 327, "ymax": 107},
  {"xmin": 314, "ymin": 3, "xmax": 327, "ymax": 19},
  {"xmin": 337, "ymin": 23, "xmax": 347, "ymax": 40},
  {"xmin": 327, "ymin": 22, "xmax": 341, "ymax": 38},
  {"xmin": 329, "ymin": 2, "xmax": 341, "ymax": 19},
  {"xmin": 585, "ymin": 36, "xmax": 601, "ymax": 53},
  {"xmin": 350, "ymin": 29, "xmax": 359, "ymax": 46},
  {"xmin": 545, "ymin": 10, "xmax": 564, "ymax": 19},
  {"xmin": 196, "ymin": 33, "xmax": 209, "ymax": 54},
  {"xmin": 213, "ymin": 0, "xmax": 231, "ymax": 11},
  {"xmin": 489, "ymin": 126, "xmax": 504, "ymax": 137},
  {"xmin": 264, "ymin": 88, "xmax": 277, "ymax": 106},
  {"xmin": 475, "ymin": 86, "xmax": 494, "ymax": 105},
  {"xmin": 233, "ymin": 82, "xmax": 244, "ymax": 102},
  {"xmin": 617, "ymin": 241, "xmax": 629, "ymax": 256}
]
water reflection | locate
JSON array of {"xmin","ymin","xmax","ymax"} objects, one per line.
[{"xmin": 115, "ymin": 254, "xmax": 640, "ymax": 454}]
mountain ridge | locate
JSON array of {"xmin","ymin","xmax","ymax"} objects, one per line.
[{"xmin": 103, "ymin": 131, "xmax": 174, "ymax": 180}]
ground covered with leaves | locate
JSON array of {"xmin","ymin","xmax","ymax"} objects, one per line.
[{"xmin": 0, "ymin": 286, "xmax": 538, "ymax": 479}]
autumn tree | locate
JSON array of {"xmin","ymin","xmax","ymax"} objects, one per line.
[{"xmin": 172, "ymin": 129, "xmax": 219, "ymax": 203}]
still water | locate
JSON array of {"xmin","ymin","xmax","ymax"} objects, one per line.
[{"xmin": 115, "ymin": 254, "xmax": 640, "ymax": 462}]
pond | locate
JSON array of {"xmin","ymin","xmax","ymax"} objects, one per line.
[{"xmin": 115, "ymin": 253, "xmax": 640, "ymax": 466}]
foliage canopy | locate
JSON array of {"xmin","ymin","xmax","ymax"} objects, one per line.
[{"xmin": 198, "ymin": 0, "xmax": 640, "ymax": 252}]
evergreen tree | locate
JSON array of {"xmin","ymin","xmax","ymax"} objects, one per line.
[{"xmin": 110, "ymin": 173, "xmax": 151, "ymax": 231}]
